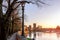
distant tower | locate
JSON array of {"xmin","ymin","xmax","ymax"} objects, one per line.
[
  {"xmin": 33, "ymin": 23, "xmax": 36, "ymax": 32},
  {"xmin": 33, "ymin": 23, "xmax": 36, "ymax": 38},
  {"xmin": 29, "ymin": 25, "xmax": 31, "ymax": 32}
]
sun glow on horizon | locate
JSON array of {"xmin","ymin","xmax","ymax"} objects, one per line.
[{"xmin": 25, "ymin": 22, "xmax": 59, "ymax": 28}]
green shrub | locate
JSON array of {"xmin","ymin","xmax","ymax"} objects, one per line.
[{"xmin": 27, "ymin": 38, "xmax": 31, "ymax": 40}]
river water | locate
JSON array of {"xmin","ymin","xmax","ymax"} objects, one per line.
[{"xmin": 27, "ymin": 32, "xmax": 60, "ymax": 40}]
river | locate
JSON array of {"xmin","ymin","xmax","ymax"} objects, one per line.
[{"xmin": 27, "ymin": 32, "xmax": 60, "ymax": 40}]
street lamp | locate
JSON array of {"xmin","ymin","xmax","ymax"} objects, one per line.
[
  {"xmin": 17, "ymin": 1, "xmax": 31, "ymax": 36},
  {"xmin": 21, "ymin": 2, "xmax": 25, "ymax": 36}
]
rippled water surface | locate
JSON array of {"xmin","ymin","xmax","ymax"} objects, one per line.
[{"xmin": 27, "ymin": 32, "xmax": 60, "ymax": 40}]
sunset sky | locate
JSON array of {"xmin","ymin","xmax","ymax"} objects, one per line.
[{"xmin": 24, "ymin": 0, "xmax": 60, "ymax": 28}]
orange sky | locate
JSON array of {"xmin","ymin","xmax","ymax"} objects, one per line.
[{"xmin": 25, "ymin": 23, "xmax": 58, "ymax": 28}]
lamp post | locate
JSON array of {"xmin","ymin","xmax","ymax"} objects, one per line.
[
  {"xmin": 21, "ymin": 2, "xmax": 25, "ymax": 36},
  {"xmin": 17, "ymin": 1, "xmax": 30, "ymax": 36}
]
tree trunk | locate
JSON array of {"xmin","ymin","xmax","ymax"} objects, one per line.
[
  {"xmin": 0, "ymin": 0, "xmax": 19, "ymax": 40},
  {"xmin": 0, "ymin": 0, "xmax": 7, "ymax": 40},
  {"xmin": 1, "ymin": 19, "xmax": 7, "ymax": 40}
]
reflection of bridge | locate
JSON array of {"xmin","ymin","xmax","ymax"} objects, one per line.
[
  {"xmin": 45, "ymin": 30, "xmax": 54, "ymax": 33},
  {"xmin": 35, "ymin": 28, "xmax": 56, "ymax": 33},
  {"xmin": 42, "ymin": 28, "xmax": 56, "ymax": 33}
]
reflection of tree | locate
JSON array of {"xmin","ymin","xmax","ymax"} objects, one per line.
[
  {"xmin": 37, "ymin": 32, "xmax": 42, "ymax": 37},
  {"xmin": 56, "ymin": 33, "xmax": 60, "ymax": 38}
]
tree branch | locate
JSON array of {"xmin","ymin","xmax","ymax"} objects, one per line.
[
  {"xmin": 38, "ymin": 0, "xmax": 46, "ymax": 4},
  {"xmin": 0, "ymin": 0, "xmax": 3, "ymax": 17},
  {"xmin": 2, "ymin": 5, "xmax": 7, "ymax": 8},
  {"xmin": 5, "ymin": 0, "xmax": 17, "ymax": 17},
  {"xmin": 13, "ymin": 3, "xmax": 20, "ymax": 10}
]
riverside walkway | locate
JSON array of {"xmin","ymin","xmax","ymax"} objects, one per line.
[{"xmin": 7, "ymin": 32, "xmax": 26, "ymax": 40}]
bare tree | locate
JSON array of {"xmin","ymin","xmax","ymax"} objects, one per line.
[{"xmin": 0, "ymin": 0, "xmax": 21, "ymax": 40}]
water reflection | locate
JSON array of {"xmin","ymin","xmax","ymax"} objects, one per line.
[
  {"xmin": 56, "ymin": 33, "xmax": 60, "ymax": 37},
  {"xmin": 27, "ymin": 32, "xmax": 60, "ymax": 40},
  {"xmin": 56, "ymin": 32, "xmax": 60, "ymax": 40}
]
